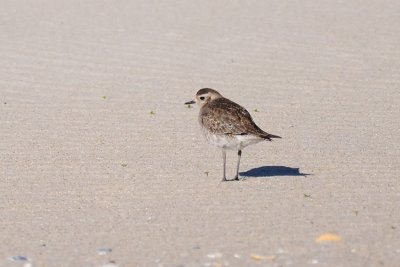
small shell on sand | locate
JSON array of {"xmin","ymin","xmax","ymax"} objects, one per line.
[
  {"xmin": 315, "ymin": 233, "xmax": 342, "ymax": 243},
  {"xmin": 97, "ymin": 248, "xmax": 112, "ymax": 255}
]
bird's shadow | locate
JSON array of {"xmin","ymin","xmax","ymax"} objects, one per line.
[{"xmin": 240, "ymin": 166, "xmax": 310, "ymax": 178}]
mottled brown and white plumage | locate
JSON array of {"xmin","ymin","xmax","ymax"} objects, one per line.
[{"xmin": 185, "ymin": 88, "xmax": 281, "ymax": 181}]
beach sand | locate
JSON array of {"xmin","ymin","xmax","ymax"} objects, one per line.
[{"xmin": 1, "ymin": 0, "xmax": 399, "ymax": 266}]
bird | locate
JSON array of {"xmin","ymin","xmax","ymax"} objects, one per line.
[{"xmin": 185, "ymin": 88, "xmax": 281, "ymax": 182}]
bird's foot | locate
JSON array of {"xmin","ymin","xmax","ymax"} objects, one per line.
[{"xmin": 221, "ymin": 176, "xmax": 241, "ymax": 182}]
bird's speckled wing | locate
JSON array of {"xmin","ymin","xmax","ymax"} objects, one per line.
[{"xmin": 200, "ymin": 98, "xmax": 267, "ymax": 137}]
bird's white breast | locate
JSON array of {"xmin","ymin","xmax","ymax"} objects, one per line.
[{"xmin": 200, "ymin": 126, "xmax": 262, "ymax": 150}]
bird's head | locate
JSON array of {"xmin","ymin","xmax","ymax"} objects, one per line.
[{"xmin": 185, "ymin": 88, "xmax": 223, "ymax": 107}]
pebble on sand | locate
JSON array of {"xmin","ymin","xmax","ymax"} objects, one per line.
[
  {"xmin": 9, "ymin": 256, "xmax": 33, "ymax": 267},
  {"xmin": 207, "ymin": 253, "xmax": 222, "ymax": 259},
  {"xmin": 99, "ymin": 264, "xmax": 118, "ymax": 267},
  {"xmin": 10, "ymin": 256, "xmax": 28, "ymax": 261}
]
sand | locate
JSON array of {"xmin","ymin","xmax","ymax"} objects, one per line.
[{"xmin": 1, "ymin": 0, "xmax": 399, "ymax": 266}]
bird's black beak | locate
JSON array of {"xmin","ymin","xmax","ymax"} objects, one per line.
[{"xmin": 185, "ymin": 100, "xmax": 195, "ymax": 105}]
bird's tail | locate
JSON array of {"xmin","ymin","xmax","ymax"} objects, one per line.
[{"xmin": 261, "ymin": 133, "xmax": 282, "ymax": 141}]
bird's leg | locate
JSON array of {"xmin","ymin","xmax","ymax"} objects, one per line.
[
  {"xmin": 233, "ymin": 150, "xmax": 242, "ymax": 181},
  {"xmin": 222, "ymin": 150, "xmax": 227, "ymax": 182}
]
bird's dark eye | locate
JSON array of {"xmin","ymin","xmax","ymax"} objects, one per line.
[{"xmin": 200, "ymin": 96, "xmax": 205, "ymax": 100}]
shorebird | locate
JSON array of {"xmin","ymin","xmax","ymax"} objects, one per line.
[{"xmin": 185, "ymin": 88, "xmax": 281, "ymax": 181}]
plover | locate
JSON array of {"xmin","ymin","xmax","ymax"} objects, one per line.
[{"xmin": 185, "ymin": 88, "xmax": 281, "ymax": 181}]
